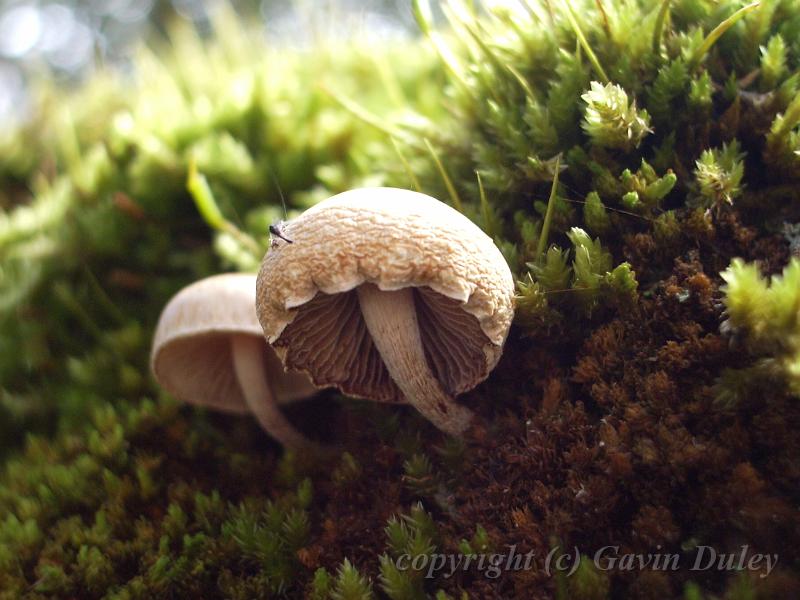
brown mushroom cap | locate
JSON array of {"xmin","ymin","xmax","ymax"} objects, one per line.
[
  {"xmin": 151, "ymin": 273, "xmax": 315, "ymax": 413},
  {"xmin": 255, "ymin": 187, "xmax": 515, "ymax": 405}
]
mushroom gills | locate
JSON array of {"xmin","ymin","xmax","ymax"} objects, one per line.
[
  {"xmin": 274, "ymin": 290, "xmax": 402, "ymax": 402},
  {"xmin": 356, "ymin": 283, "xmax": 474, "ymax": 435},
  {"xmin": 414, "ymin": 286, "xmax": 488, "ymax": 395}
]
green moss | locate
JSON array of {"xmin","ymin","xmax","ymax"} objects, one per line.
[
  {"xmin": 331, "ymin": 559, "xmax": 374, "ymax": 600},
  {"xmin": 2, "ymin": 0, "xmax": 800, "ymax": 597},
  {"xmin": 719, "ymin": 258, "xmax": 800, "ymax": 398},
  {"xmin": 693, "ymin": 140, "xmax": 746, "ymax": 209},
  {"xmin": 517, "ymin": 226, "xmax": 638, "ymax": 330},
  {"xmin": 560, "ymin": 555, "xmax": 610, "ymax": 600},
  {"xmin": 581, "ymin": 82, "xmax": 652, "ymax": 152}
]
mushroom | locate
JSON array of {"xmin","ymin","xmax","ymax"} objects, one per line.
[
  {"xmin": 151, "ymin": 273, "xmax": 318, "ymax": 449},
  {"xmin": 255, "ymin": 187, "xmax": 515, "ymax": 435}
]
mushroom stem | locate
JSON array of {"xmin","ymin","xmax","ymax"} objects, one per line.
[
  {"xmin": 357, "ymin": 284, "xmax": 474, "ymax": 435},
  {"xmin": 230, "ymin": 334, "xmax": 317, "ymax": 450}
]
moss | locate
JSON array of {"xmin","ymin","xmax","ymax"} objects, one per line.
[
  {"xmin": 718, "ymin": 257, "xmax": 800, "ymax": 397},
  {"xmin": 2, "ymin": 0, "xmax": 800, "ymax": 598}
]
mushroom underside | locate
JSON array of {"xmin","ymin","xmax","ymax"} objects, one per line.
[
  {"xmin": 154, "ymin": 333, "xmax": 313, "ymax": 412},
  {"xmin": 272, "ymin": 285, "xmax": 489, "ymax": 403}
]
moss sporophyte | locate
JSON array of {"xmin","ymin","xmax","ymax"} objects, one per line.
[{"xmin": 2, "ymin": 0, "xmax": 799, "ymax": 597}]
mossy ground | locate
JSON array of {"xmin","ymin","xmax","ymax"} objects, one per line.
[{"xmin": 2, "ymin": 1, "xmax": 800, "ymax": 598}]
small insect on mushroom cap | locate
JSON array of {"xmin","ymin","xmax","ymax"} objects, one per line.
[{"xmin": 269, "ymin": 221, "xmax": 293, "ymax": 247}]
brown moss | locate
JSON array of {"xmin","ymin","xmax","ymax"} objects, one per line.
[{"xmin": 346, "ymin": 226, "xmax": 799, "ymax": 598}]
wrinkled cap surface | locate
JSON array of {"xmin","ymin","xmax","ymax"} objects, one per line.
[
  {"xmin": 151, "ymin": 273, "xmax": 314, "ymax": 413},
  {"xmin": 255, "ymin": 187, "xmax": 515, "ymax": 403}
]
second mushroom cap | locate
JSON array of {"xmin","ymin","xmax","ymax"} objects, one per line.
[{"xmin": 151, "ymin": 273, "xmax": 318, "ymax": 448}]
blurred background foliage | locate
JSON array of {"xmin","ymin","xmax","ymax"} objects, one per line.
[
  {"xmin": 0, "ymin": 0, "xmax": 444, "ymax": 455},
  {"xmin": 0, "ymin": 0, "xmax": 422, "ymax": 123}
]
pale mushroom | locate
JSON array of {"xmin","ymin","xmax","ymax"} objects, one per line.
[
  {"xmin": 151, "ymin": 273, "xmax": 318, "ymax": 449},
  {"xmin": 255, "ymin": 187, "xmax": 515, "ymax": 436}
]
